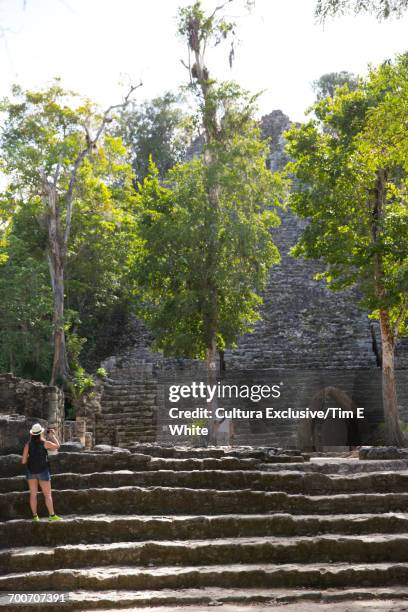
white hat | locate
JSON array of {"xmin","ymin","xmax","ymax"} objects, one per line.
[{"xmin": 30, "ymin": 423, "xmax": 45, "ymax": 435}]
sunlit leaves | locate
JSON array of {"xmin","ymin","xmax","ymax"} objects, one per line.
[
  {"xmin": 286, "ymin": 54, "xmax": 408, "ymax": 333},
  {"xmin": 135, "ymin": 121, "xmax": 285, "ymax": 359}
]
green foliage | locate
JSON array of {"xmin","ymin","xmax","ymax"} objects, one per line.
[
  {"xmin": 64, "ymin": 135, "xmax": 141, "ymax": 363},
  {"xmin": 0, "ymin": 82, "xmax": 141, "ymax": 380},
  {"xmin": 71, "ymin": 367, "xmax": 95, "ymax": 397},
  {"xmin": 0, "ymin": 195, "xmax": 52, "ymax": 380},
  {"xmin": 117, "ymin": 92, "xmax": 192, "ymax": 183},
  {"xmin": 0, "ymin": 250, "xmax": 53, "ymax": 382},
  {"xmin": 66, "ymin": 328, "xmax": 87, "ymax": 372},
  {"xmin": 313, "ymin": 71, "xmax": 358, "ymax": 101},
  {"xmin": 177, "ymin": 1, "xmax": 236, "ymax": 51},
  {"xmin": 286, "ymin": 53, "xmax": 408, "ymax": 334},
  {"xmin": 133, "ymin": 1, "xmax": 283, "ymax": 364},
  {"xmin": 135, "ymin": 115, "xmax": 284, "ymax": 358},
  {"xmin": 401, "ymin": 421, "xmax": 408, "ymax": 434},
  {"xmin": 0, "ymin": 82, "xmax": 83, "ymax": 196},
  {"xmin": 96, "ymin": 367, "xmax": 107, "ymax": 379},
  {"xmin": 315, "ymin": 0, "xmax": 408, "ymax": 20}
]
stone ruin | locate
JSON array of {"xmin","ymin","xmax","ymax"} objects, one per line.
[
  {"xmin": 0, "ymin": 373, "xmax": 64, "ymax": 454},
  {"xmin": 1, "ymin": 110, "xmax": 408, "ymax": 454},
  {"xmin": 93, "ymin": 110, "xmax": 408, "ymax": 452}
]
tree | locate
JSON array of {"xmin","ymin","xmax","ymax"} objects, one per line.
[
  {"xmin": 315, "ymin": 0, "xmax": 408, "ymax": 20},
  {"xmin": 0, "ymin": 82, "xmax": 139, "ymax": 385},
  {"xmin": 176, "ymin": 0, "xmax": 269, "ymax": 379},
  {"xmin": 313, "ymin": 71, "xmax": 358, "ymax": 100},
  {"xmin": 135, "ymin": 1, "xmax": 284, "ymax": 441},
  {"xmin": 117, "ymin": 92, "xmax": 191, "ymax": 184},
  {"xmin": 285, "ymin": 54, "xmax": 408, "ymax": 446},
  {"xmin": 136, "ymin": 127, "xmax": 282, "ymax": 358},
  {"xmin": 0, "ymin": 134, "xmax": 139, "ymax": 382},
  {"xmin": 64, "ymin": 135, "xmax": 141, "ymax": 369}
]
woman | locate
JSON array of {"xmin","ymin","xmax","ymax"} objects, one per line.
[{"xmin": 21, "ymin": 423, "xmax": 62, "ymax": 521}]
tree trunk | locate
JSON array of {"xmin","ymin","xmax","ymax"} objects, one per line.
[
  {"xmin": 46, "ymin": 188, "xmax": 70, "ymax": 386},
  {"xmin": 371, "ymin": 169, "xmax": 406, "ymax": 447},
  {"xmin": 206, "ymin": 337, "xmax": 218, "ymax": 445},
  {"xmin": 49, "ymin": 259, "xmax": 69, "ymax": 386},
  {"xmin": 379, "ymin": 308, "xmax": 406, "ymax": 446}
]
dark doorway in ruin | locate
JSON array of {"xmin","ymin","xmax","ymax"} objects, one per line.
[{"xmin": 298, "ymin": 386, "xmax": 362, "ymax": 451}]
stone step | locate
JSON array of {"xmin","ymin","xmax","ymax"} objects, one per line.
[
  {"xmin": 3, "ymin": 453, "xmax": 408, "ymax": 479},
  {"xmin": 2, "ymin": 586, "xmax": 408, "ymax": 611},
  {"xmin": 101, "ymin": 396, "xmax": 157, "ymax": 403},
  {"xmin": 263, "ymin": 459, "xmax": 408, "ymax": 474},
  {"xmin": 116, "ymin": 440, "xmax": 158, "ymax": 447},
  {"xmin": 101, "ymin": 396, "xmax": 157, "ymax": 404},
  {"xmin": 102, "ymin": 392, "xmax": 158, "ymax": 400},
  {"xmin": 99, "ymin": 414, "xmax": 155, "ymax": 422},
  {"xmin": 126, "ymin": 446, "xmax": 266, "ymax": 459},
  {"xmin": 2, "ymin": 469, "xmax": 408, "ymax": 495},
  {"xmin": 2, "ymin": 512, "xmax": 408, "ymax": 548},
  {"xmin": 103, "ymin": 382, "xmax": 158, "ymax": 388},
  {"xmin": 116, "ymin": 438, "xmax": 157, "ymax": 445},
  {"xmin": 103, "ymin": 387, "xmax": 157, "ymax": 393},
  {"xmin": 102, "ymin": 389, "xmax": 158, "ymax": 396},
  {"xmin": 103, "ymin": 380, "xmax": 157, "ymax": 387},
  {"xmin": 96, "ymin": 418, "xmax": 154, "ymax": 426},
  {"xmin": 100, "ymin": 405, "xmax": 155, "ymax": 413},
  {"xmin": 3, "ymin": 486, "xmax": 408, "ymax": 520},
  {"xmin": 115, "ymin": 426, "xmax": 156, "ymax": 433},
  {"xmin": 2, "ymin": 562, "xmax": 408, "ymax": 591},
  {"xmin": 115, "ymin": 439, "xmax": 158, "ymax": 446},
  {"xmin": 7, "ymin": 586, "xmax": 408, "ymax": 612},
  {"xmin": 0, "ymin": 453, "xmax": 262, "ymax": 478},
  {"xmin": 148, "ymin": 456, "xmax": 259, "ymax": 471},
  {"xmin": 0, "ymin": 453, "xmax": 150, "ymax": 478},
  {"xmin": 4, "ymin": 533, "xmax": 408, "ymax": 574},
  {"xmin": 102, "ymin": 395, "xmax": 156, "ymax": 402},
  {"xmin": 95, "ymin": 432, "xmax": 155, "ymax": 441}
]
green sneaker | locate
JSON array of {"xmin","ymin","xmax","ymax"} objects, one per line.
[
  {"xmin": 32, "ymin": 514, "xmax": 40, "ymax": 522},
  {"xmin": 48, "ymin": 514, "xmax": 63, "ymax": 522}
]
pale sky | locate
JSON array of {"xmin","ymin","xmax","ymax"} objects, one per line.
[{"xmin": 0, "ymin": 0, "xmax": 407, "ymax": 122}]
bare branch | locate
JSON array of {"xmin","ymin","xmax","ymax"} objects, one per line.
[
  {"xmin": 94, "ymin": 81, "xmax": 142, "ymax": 143},
  {"xmin": 52, "ymin": 152, "xmax": 63, "ymax": 187},
  {"xmin": 62, "ymin": 82, "xmax": 142, "ymax": 256},
  {"xmin": 209, "ymin": 0, "xmax": 234, "ymax": 20}
]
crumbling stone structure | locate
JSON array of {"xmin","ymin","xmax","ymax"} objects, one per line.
[
  {"xmin": 93, "ymin": 110, "xmax": 408, "ymax": 450},
  {"xmin": 0, "ymin": 373, "xmax": 64, "ymax": 454}
]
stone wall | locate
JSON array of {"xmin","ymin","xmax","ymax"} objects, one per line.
[{"xmin": 0, "ymin": 373, "xmax": 64, "ymax": 454}]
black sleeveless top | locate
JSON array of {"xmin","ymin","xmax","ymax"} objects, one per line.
[{"xmin": 27, "ymin": 440, "xmax": 49, "ymax": 473}]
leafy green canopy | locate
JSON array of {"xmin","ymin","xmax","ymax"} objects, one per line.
[
  {"xmin": 286, "ymin": 54, "xmax": 408, "ymax": 334},
  {"xmin": 0, "ymin": 83, "xmax": 140, "ymax": 380},
  {"xmin": 135, "ymin": 90, "xmax": 284, "ymax": 358},
  {"xmin": 117, "ymin": 92, "xmax": 192, "ymax": 184}
]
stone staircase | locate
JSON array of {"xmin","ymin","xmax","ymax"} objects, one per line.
[
  {"xmin": 96, "ymin": 357, "xmax": 162, "ymax": 447},
  {"xmin": 2, "ymin": 447, "xmax": 408, "ymax": 609}
]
